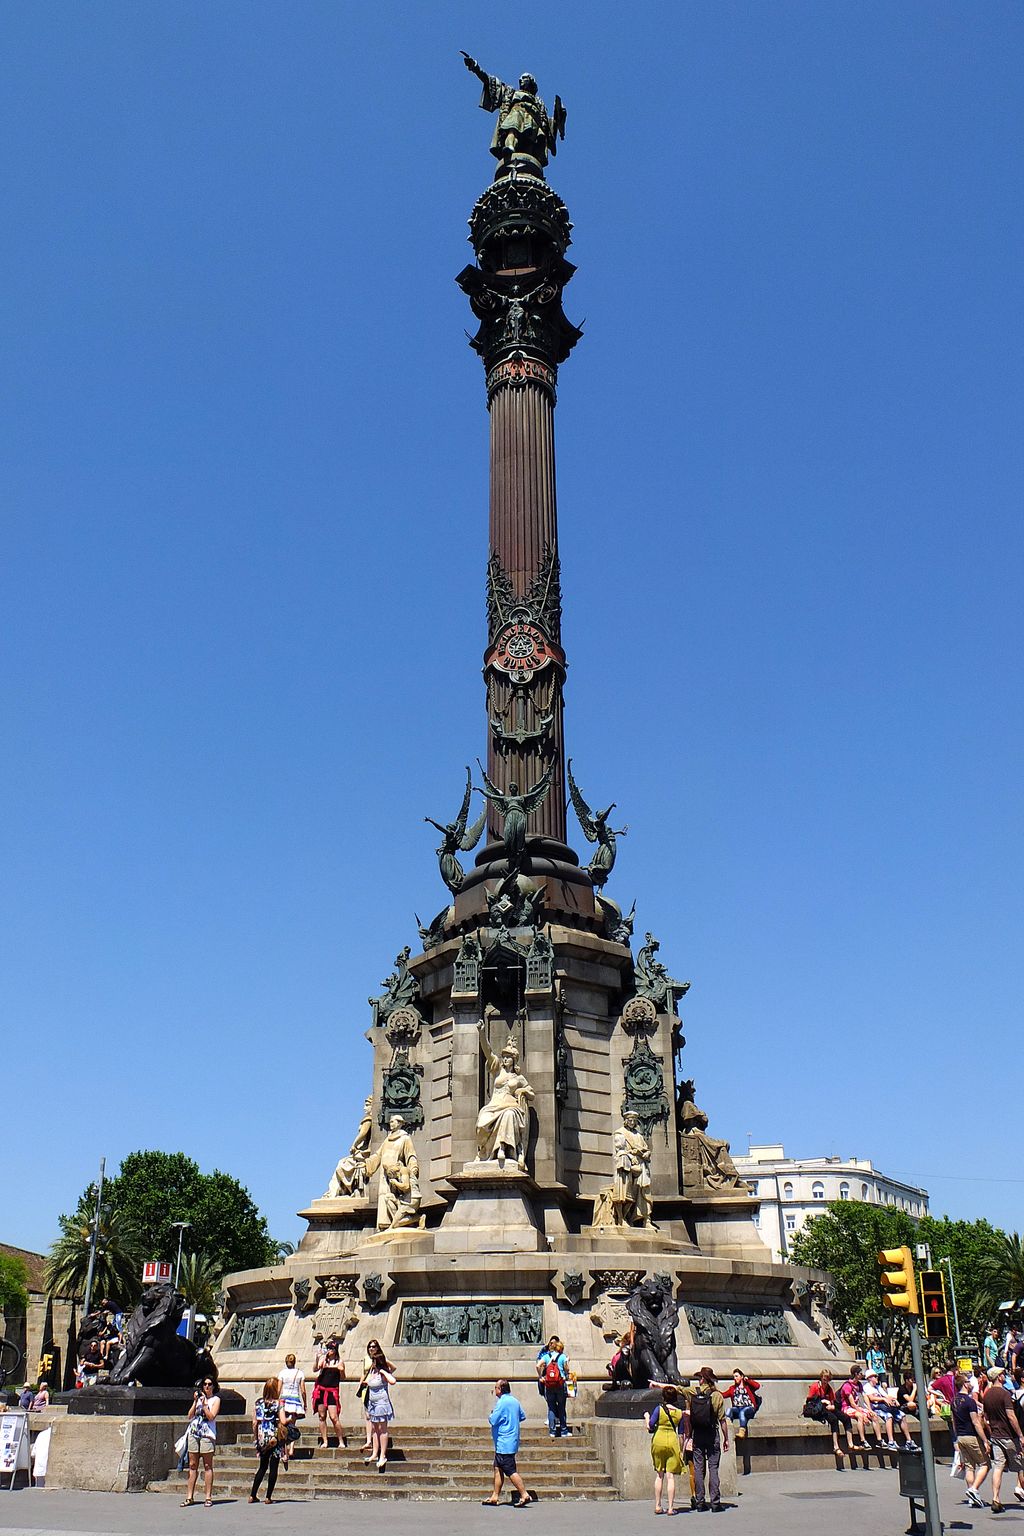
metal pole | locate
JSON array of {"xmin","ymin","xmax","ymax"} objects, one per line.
[
  {"xmin": 908, "ymin": 1316, "xmax": 942, "ymax": 1536},
  {"xmin": 81, "ymin": 1156, "xmax": 105, "ymax": 1319},
  {"xmin": 941, "ymin": 1256, "xmax": 963, "ymax": 1350},
  {"xmin": 172, "ymin": 1222, "xmax": 190, "ymax": 1290}
]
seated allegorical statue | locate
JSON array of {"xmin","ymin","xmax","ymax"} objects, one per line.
[
  {"xmin": 475, "ymin": 1019, "xmax": 535, "ymax": 1170},
  {"xmin": 678, "ymin": 1083, "xmax": 749, "ymax": 1194},
  {"xmin": 325, "ymin": 1094, "xmax": 373, "ymax": 1199}
]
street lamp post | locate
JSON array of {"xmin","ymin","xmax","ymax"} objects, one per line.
[
  {"xmin": 81, "ymin": 1156, "xmax": 106, "ymax": 1320},
  {"xmin": 939, "ymin": 1255, "xmax": 963, "ymax": 1349},
  {"xmin": 171, "ymin": 1222, "xmax": 191, "ymax": 1291}
]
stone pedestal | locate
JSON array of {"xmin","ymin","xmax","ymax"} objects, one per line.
[{"xmin": 434, "ymin": 1166, "xmax": 547, "ymax": 1253}]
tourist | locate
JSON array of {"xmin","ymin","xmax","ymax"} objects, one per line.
[
  {"xmin": 31, "ymin": 1381, "xmax": 50, "ymax": 1411},
  {"xmin": 863, "ymin": 1371, "xmax": 910, "ymax": 1450},
  {"xmin": 606, "ymin": 1334, "xmax": 632, "ymax": 1388},
  {"xmin": 984, "ymin": 1329, "xmax": 1002, "ymax": 1372},
  {"xmin": 951, "ymin": 1370, "xmax": 990, "ymax": 1510},
  {"xmin": 722, "ymin": 1369, "xmax": 761, "ymax": 1434},
  {"xmin": 536, "ymin": 1335, "xmax": 571, "ymax": 1438},
  {"xmin": 483, "ymin": 1377, "xmax": 531, "ymax": 1508},
  {"xmin": 249, "ymin": 1377, "xmax": 285, "ymax": 1504},
  {"xmin": 681, "ymin": 1367, "xmax": 728, "ymax": 1512},
  {"xmin": 278, "ymin": 1352, "xmax": 306, "ymax": 1466},
  {"xmin": 360, "ymin": 1339, "xmax": 396, "ymax": 1472},
  {"xmin": 17, "ymin": 1385, "xmax": 34, "ymax": 1410},
  {"xmin": 181, "ymin": 1373, "xmax": 220, "ymax": 1507},
  {"xmin": 838, "ymin": 1366, "xmax": 874, "ymax": 1449},
  {"xmin": 646, "ymin": 1384, "xmax": 686, "ymax": 1515},
  {"xmin": 865, "ymin": 1343, "xmax": 886, "ymax": 1382},
  {"xmin": 77, "ymin": 1338, "xmax": 103, "ymax": 1387},
  {"xmin": 984, "ymin": 1364, "xmax": 1024, "ymax": 1513},
  {"xmin": 313, "ymin": 1340, "xmax": 347, "ymax": 1449},
  {"xmin": 805, "ymin": 1369, "xmax": 850, "ymax": 1466}
]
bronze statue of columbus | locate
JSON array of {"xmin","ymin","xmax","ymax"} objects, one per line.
[{"xmin": 461, "ymin": 52, "xmax": 566, "ymax": 178}]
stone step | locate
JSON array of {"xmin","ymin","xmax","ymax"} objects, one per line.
[
  {"xmin": 215, "ymin": 1446, "xmax": 601, "ymax": 1464},
  {"xmin": 153, "ymin": 1481, "xmax": 617, "ymax": 1502},
  {"xmin": 161, "ymin": 1464, "xmax": 615, "ymax": 1487}
]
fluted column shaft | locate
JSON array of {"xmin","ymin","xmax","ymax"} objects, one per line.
[{"xmin": 487, "ymin": 379, "xmax": 566, "ymax": 841}]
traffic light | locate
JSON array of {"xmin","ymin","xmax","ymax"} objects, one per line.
[
  {"xmin": 920, "ymin": 1270, "xmax": 949, "ymax": 1340},
  {"xmin": 878, "ymin": 1246, "xmax": 920, "ymax": 1313}
]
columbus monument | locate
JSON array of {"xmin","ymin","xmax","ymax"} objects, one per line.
[{"xmin": 214, "ymin": 59, "xmax": 842, "ymax": 1422}]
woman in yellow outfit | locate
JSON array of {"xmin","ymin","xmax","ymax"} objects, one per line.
[{"xmin": 646, "ymin": 1384, "xmax": 688, "ymax": 1514}]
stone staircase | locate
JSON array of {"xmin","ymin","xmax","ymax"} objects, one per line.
[{"xmin": 151, "ymin": 1424, "xmax": 619, "ymax": 1501}]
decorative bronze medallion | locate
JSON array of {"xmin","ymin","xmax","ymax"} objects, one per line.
[{"xmin": 486, "ymin": 612, "xmax": 563, "ymax": 684}]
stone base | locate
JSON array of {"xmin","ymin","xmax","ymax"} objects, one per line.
[
  {"xmin": 594, "ymin": 1386, "xmax": 665, "ymax": 1418},
  {"xmin": 44, "ymin": 1411, "xmax": 244, "ymax": 1493},
  {"xmin": 590, "ymin": 1414, "xmax": 737, "ymax": 1500},
  {"xmin": 60, "ymin": 1383, "xmax": 245, "ymax": 1417}
]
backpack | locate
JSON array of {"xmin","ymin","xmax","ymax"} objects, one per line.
[
  {"xmin": 544, "ymin": 1356, "xmax": 564, "ymax": 1388},
  {"xmin": 690, "ymin": 1390, "xmax": 714, "ymax": 1432}
]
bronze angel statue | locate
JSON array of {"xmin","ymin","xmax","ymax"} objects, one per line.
[
  {"xmin": 567, "ymin": 760, "xmax": 628, "ymax": 888},
  {"xmin": 474, "ymin": 759, "xmax": 553, "ymax": 874},
  {"xmin": 461, "ymin": 53, "xmax": 566, "ymax": 178},
  {"xmin": 425, "ymin": 767, "xmax": 488, "ymax": 895}
]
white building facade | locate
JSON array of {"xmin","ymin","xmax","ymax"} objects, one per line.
[{"xmin": 733, "ymin": 1144, "xmax": 929, "ymax": 1263}]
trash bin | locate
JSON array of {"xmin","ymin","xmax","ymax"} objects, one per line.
[{"xmin": 898, "ymin": 1449, "xmax": 926, "ymax": 1498}]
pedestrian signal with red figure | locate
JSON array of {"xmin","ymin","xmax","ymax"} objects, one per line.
[{"xmin": 919, "ymin": 1270, "xmax": 949, "ymax": 1341}]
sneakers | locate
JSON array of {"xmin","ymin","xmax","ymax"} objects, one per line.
[
  {"xmin": 966, "ymin": 1490, "xmax": 986, "ymax": 1509},
  {"xmin": 1014, "ymin": 1487, "xmax": 1024, "ymax": 1504},
  {"xmin": 886, "ymin": 1440, "xmax": 900, "ymax": 1451}
]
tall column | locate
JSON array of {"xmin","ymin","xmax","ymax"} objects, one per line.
[{"xmin": 458, "ymin": 176, "xmax": 581, "ymax": 850}]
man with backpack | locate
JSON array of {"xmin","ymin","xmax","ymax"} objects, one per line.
[
  {"xmin": 681, "ymin": 1366, "xmax": 728, "ymax": 1512},
  {"xmin": 536, "ymin": 1336, "xmax": 571, "ymax": 1438}
]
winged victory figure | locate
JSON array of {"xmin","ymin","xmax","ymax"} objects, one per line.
[
  {"xmin": 425, "ymin": 767, "xmax": 488, "ymax": 895},
  {"xmin": 567, "ymin": 759, "xmax": 628, "ymax": 888},
  {"xmin": 474, "ymin": 759, "xmax": 554, "ymax": 874}
]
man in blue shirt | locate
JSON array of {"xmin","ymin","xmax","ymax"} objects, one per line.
[{"xmin": 484, "ymin": 1379, "xmax": 531, "ymax": 1508}]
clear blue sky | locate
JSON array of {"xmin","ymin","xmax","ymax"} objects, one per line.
[{"xmin": 3, "ymin": 2, "xmax": 1021, "ymax": 1255}]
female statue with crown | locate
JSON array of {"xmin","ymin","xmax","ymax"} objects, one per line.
[{"xmin": 476, "ymin": 1018, "xmax": 535, "ymax": 1170}]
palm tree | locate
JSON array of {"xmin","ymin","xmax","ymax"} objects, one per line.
[
  {"xmin": 177, "ymin": 1253, "xmax": 222, "ymax": 1319},
  {"xmin": 977, "ymin": 1232, "xmax": 1024, "ymax": 1318},
  {"xmin": 269, "ymin": 1238, "xmax": 296, "ymax": 1263},
  {"xmin": 44, "ymin": 1196, "xmax": 142, "ymax": 1307}
]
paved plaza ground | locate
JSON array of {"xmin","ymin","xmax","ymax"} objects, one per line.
[{"xmin": 0, "ymin": 1470, "xmax": 1015, "ymax": 1536}]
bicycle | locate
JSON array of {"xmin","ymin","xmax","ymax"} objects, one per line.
[{"xmin": 0, "ymin": 1336, "xmax": 24, "ymax": 1390}]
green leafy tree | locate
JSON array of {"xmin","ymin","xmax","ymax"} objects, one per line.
[
  {"xmin": 916, "ymin": 1215, "xmax": 1004, "ymax": 1351},
  {"xmin": 92, "ymin": 1151, "xmax": 278, "ymax": 1277},
  {"xmin": 790, "ymin": 1200, "xmax": 918, "ymax": 1360},
  {"xmin": 177, "ymin": 1253, "xmax": 222, "ymax": 1318},
  {"xmin": 0, "ymin": 1252, "xmax": 29, "ymax": 1316},
  {"xmin": 791, "ymin": 1202, "xmax": 1008, "ymax": 1364},
  {"xmin": 975, "ymin": 1231, "xmax": 1024, "ymax": 1329},
  {"xmin": 44, "ymin": 1190, "xmax": 143, "ymax": 1306}
]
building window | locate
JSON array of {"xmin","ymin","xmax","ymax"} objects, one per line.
[
  {"xmin": 812, "ymin": 1181, "xmax": 825, "ymax": 1200},
  {"xmin": 839, "ymin": 1182, "xmax": 850, "ymax": 1200},
  {"xmin": 752, "ymin": 1209, "xmax": 760, "ymax": 1227},
  {"xmin": 861, "ymin": 1183, "xmax": 869, "ymax": 1200},
  {"xmin": 783, "ymin": 1181, "xmax": 794, "ymax": 1200},
  {"xmin": 785, "ymin": 1213, "xmax": 796, "ymax": 1232}
]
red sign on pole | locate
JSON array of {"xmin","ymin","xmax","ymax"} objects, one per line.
[{"xmin": 142, "ymin": 1261, "xmax": 172, "ymax": 1284}]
